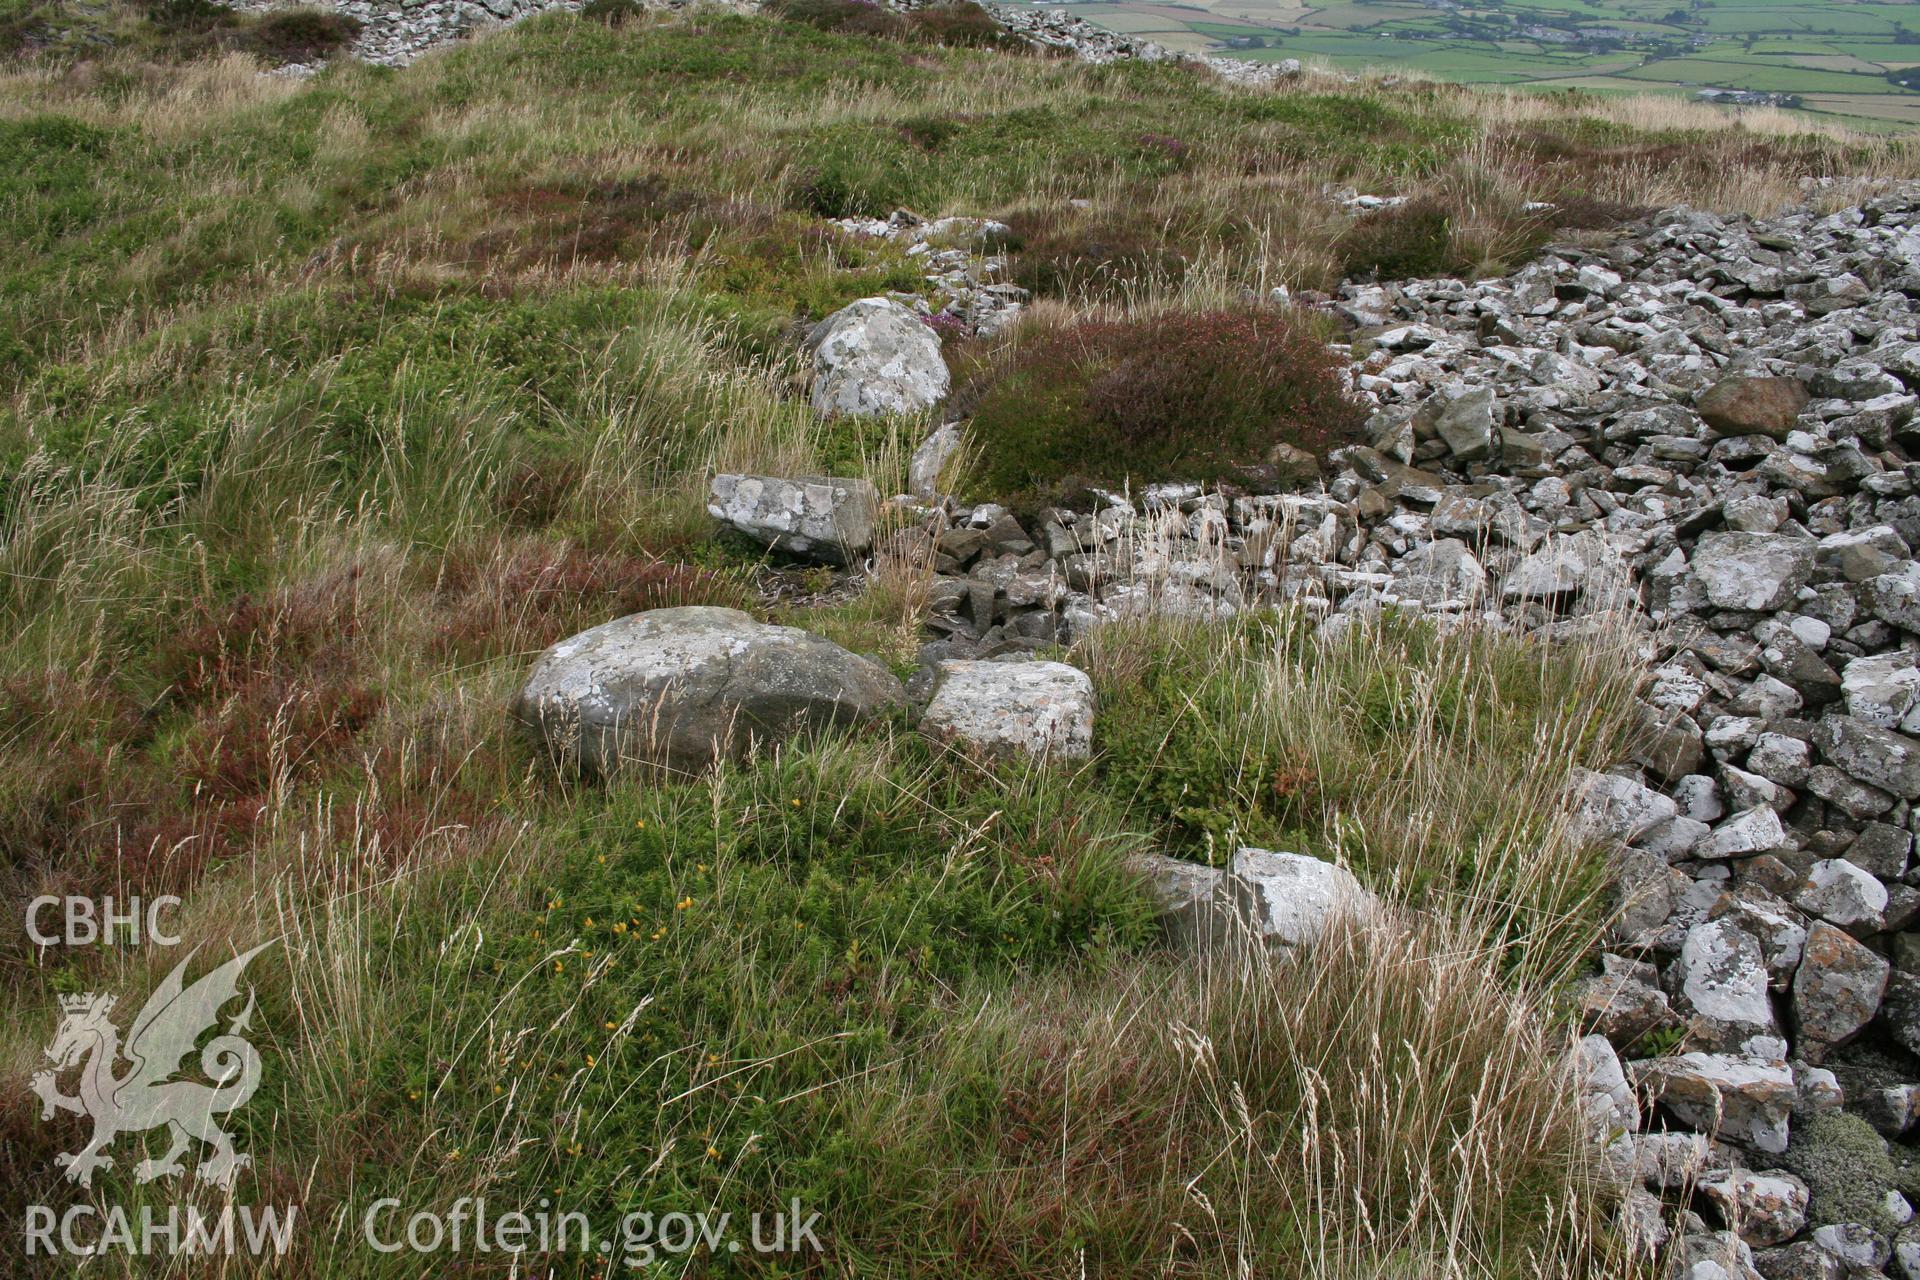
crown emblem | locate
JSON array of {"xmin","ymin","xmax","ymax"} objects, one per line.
[{"xmin": 58, "ymin": 992, "xmax": 113, "ymax": 1017}]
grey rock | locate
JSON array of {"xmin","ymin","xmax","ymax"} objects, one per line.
[
  {"xmin": 1691, "ymin": 532, "xmax": 1817, "ymax": 613},
  {"xmin": 1698, "ymin": 1167, "xmax": 1810, "ymax": 1247},
  {"xmin": 1794, "ymin": 859, "xmax": 1888, "ymax": 935},
  {"xmin": 808, "ymin": 296, "xmax": 950, "ymax": 418},
  {"xmin": 709, "ymin": 474, "xmax": 878, "ymax": 563},
  {"xmin": 1674, "ymin": 917, "xmax": 1780, "ymax": 1048},
  {"xmin": 1631, "ymin": 1051, "xmax": 1795, "ymax": 1153},
  {"xmin": 1816, "ymin": 716, "xmax": 1920, "ymax": 800},
  {"xmin": 919, "ymin": 659, "xmax": 1094, "ymax": 760},
  {"xmin": 1219, "ymin": 848, "xmax": 1381, "ymax": 949},
  {"xmin": 1700, "ymin": 806, "xmax": 1791, "ymax": 859},
  {"xmin": 515, "ymin": 607, "xmax": 905, "ymax": 777}
]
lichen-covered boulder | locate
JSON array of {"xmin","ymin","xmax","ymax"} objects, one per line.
[
  {"xmin": 918, "ymin": 659, "xmax": 1094, "ymax": 760},
  {"xmin": 807, "ymin": 297, "xmax": 950, "ymax": 418},
  {"xmin": 708, "ymin": 474, "xmax": 878, "ymax": 564},
  {"xmin": 515, "ymin": 606, "xmax": 905, "ymax": 776}
]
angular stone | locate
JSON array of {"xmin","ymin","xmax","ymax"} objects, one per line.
[
  {"xmin": 1631, "ymin": 1052, "xmax": 1795, "ymax": 1153},
  {"xmin": 1218, "ymin": 848, "xmax": 1381, "ymax": 949},
  {"xmin": 1843, "ymin": 653, "xmax": 1920, "ymax": 734},
  {"xmin": 1815, "ymin": 715, "xmax": 1920, "ymax": 800},
  {"xmin": 1577, "ymin": 1033, "xmax": 1639, "ymax": 1134},
  {"xmin": 1698, "ymin": 1167, "xmax": 1809, "ymax": 1247},
  {"xmin": 1504, "ymin": 531, "xmax": 1626, "ymax": 602},
  {"xmin": 1697, "ymin": 375, "xmax": 1810, "ymax": 440},
  {"xmin": 1691, "ymin": 532, "xmax": 1817, "ymax": 613},
  {"xmin": 1673, "ymin": 917, "xmax": 1779, "ymax": 1048},
  {"xmin": 919, "ymin": 660, "xmax": 1095, "ymax": 760},
  {"xmin": 1389, "ymin": 537, "xmax": 1486, "ymax": 606},
  {"xmin": 1793, "ymin": 921, "xmax": 1890, "ymax": 1054},
  {"xmin": 1127, "ymin": 853, "xmax": 1228, "ymax": 950},
  {"xmin": 1794, "ymin": 859, "xmax": 1888, "ymax": 935},
  {"xmin": 1570, "ymin": 768, "xmax": 1679, "ymax": 844},
  {"xmin": 1431, "ymin": 385, "xmax": 1497, "ymax": 461},
  {"xmin": 1574, "ymin": 961, "xmax": 1682, "ymax": 1049},
  {"xmin": 908, "ymin": 422, "xmax": 965, "ymax": 496},
  {"xmin": 1700, "ymin": 806, "xmax": 1790, "ymax": 860},
  {"xmin": 709, "ymin": 474, "xmax": 878, "ymax": 563}
]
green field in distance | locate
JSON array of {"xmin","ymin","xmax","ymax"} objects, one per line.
[{"xmin": 1053, "ymin": 0, "xmax": 1920, "ymax": 127}]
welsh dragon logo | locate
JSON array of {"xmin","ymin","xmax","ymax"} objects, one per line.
[{"xmin": 31, "ymin": 944, "xmax": 270, "ymax": 1190}]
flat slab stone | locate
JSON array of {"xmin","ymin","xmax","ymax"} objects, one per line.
[{"xmin": 708, "ymin": 474, "xmax": 878, "ymax": 564}]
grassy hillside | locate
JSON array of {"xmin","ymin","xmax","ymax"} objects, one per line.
[{"xmin": 0, "ymin": 7, "xmax": 1904, "ymax": 1275}]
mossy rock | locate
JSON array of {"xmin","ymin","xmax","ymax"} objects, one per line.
[{"xmin": 1778, "ymin": 1110, "xmax": 1902, "ymax": 1234}]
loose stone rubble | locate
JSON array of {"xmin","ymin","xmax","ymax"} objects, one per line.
[
  {"xmin": 755, "ymin": 183, "xmax": 1920, "ymax": 1274},
  {"xmin": 828, "ymin": 212, "xmax": 1029, "ymax": 340}
]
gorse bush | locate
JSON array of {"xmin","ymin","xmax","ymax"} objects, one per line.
[{"xmin": 958, "ymin": 307, "xmax": 1366, "ymax": 499}]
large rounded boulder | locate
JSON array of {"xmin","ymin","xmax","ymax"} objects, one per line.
[{"xmin": 514, "ymin": 606, "xmax": 906, "ymax": 777}]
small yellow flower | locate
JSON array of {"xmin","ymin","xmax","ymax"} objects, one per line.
[
  {"xmin": 696, "ymin": 862, "xmax": 708, "ymax": 873},
  {"xmin": 449, "ymin": 1148, "xmax": 461, "ymax": 1159},
  {"xmin": 634, "ymin": 820, "xmax": 645, "ymax": 830},
  {"xmin": 651, "ymin": 927, "xmax": 666, "ymax": 940},
  {"xmin": 494, "ymin": 1084, "xmax": 504, "ymax": 1094},
  {"xmin": 409, "ymin": 1090, "xmax": 421, "ymax": 1101},
  {"xmin": 706, "ymin": 1145, "xmax": 721, "ymax": 1160},
  {"xmin": 554, "ymin": 961, "xmax": 564, "ymax": 973},
  {"xmin": 596, "ymin": 855, "xmax": 606, "ymax": 865},
  {"xmin": 676, "ymin": 897, "xmax": 693, "ymax": 911},
  {"xmin": 604, "ymin": 1020, "xmax": 616, "ymax": 1030},
  {"xmin": 791, "ymin": 797, "xmax": 802, "ymax": 808},
  {"xmin": 585, "ymin": 1054, "xmax": 596, "ymax": 1067},
  {"xmin": 583, "ymin": 917, "xmax": 593, "ymax": 928}
]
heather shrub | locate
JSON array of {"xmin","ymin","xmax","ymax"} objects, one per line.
[
  {"xmin": 958, "ymin": 308, "xmax": 1365, "ymax": 499},
  {"xmin": 239, "ymin": 8, "xmax": 359, "ymax": 62},
  {"xmin": 1336, "ymin": 198, "xmax": 1458, "ymax": 281},
  {"xmin": 1005, "ymin": 205, "xmax": 1190, "ymax": 300},
  {"xmin": 768, "ymin": 0, "xmax": 903, "ymax": 40},
  {"xmin": 906, "ymin": 1, "xmax": 1016, "ymax": 49},
  {"xmin": 768, "ymin": 0, "xmax": 1013, "ymax": 47}
]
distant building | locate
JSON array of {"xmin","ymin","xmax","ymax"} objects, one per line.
[{"xmin": 1696, "ymin": 87, "xmax": 1803, "ymax": 108}]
